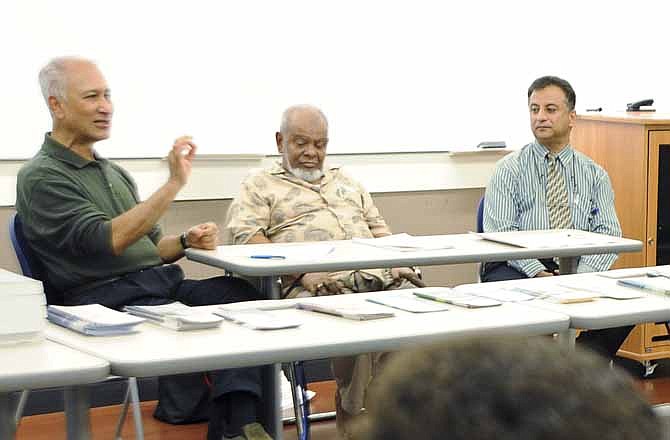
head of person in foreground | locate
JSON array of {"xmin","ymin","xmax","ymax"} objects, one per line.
[{"xmin": 361, "ymin": 337, "xmax": 662, "ymax": 440}]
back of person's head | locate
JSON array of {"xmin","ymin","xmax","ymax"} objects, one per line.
[
  {"xmin": 362, "ymin": 338, "xmax": 661, "ymax": 440},
  {"xmin": 527, "ymin": 75, "xmax": 576, "ymax": 111}
]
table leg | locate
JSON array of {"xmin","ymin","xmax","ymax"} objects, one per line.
[
  {"xmin": 257, "ymin": 275, "xmax": 284, "ymax": 439},
  {"xmin": 557, "ymin": 328, "xmax": 577, "ymax": 350},
  {"xmin": 64, "ymin": 385, "xmax": 91, "ymax": 440},
  {"xmin": 0, "ymin": 393, "xmax": 18, "ymax": 440},
  {"xmin": 558, "ymin": 256, "xmax": 578, "ymax": 275}
]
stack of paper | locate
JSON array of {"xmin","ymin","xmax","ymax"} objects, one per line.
[
  {"xmin": 477, "ymin": 229, "xmax": 619, "ymax": 249},
  {"xmin": 0, "ymin": 269, "xmax": 47, "ymax": 344},
  {"xmin": 413, "ymin": 287, "xmax": 502, "ymax": 308},
  {"xmin": 124, "ymin": 302, "xmax": 223, "ymax": 331},
  {"xmin": 48, "ymin": 304, "xmax": 145, "ymax": 336},
  {"xmin": 352, "ymin": 233, "xmax": 454, "ymax": 252},
  {"xmin": 215, "ymin": 308, "xmax": 302, "ymax": 330},
  {"xmin": 297, "ymin": 297, "xmax": 395, "ymax": 320}
]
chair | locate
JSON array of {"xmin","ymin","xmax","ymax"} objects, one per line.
[
  {"xmin": 285, "ymin": 361, "xmax": 311, "ymax": 440},
  {"xmin": 476, "ymin": 196, "xmax": 485, "ymax": 281},
  {"xmin": 476, "ymin": 195, "xmax": 485, "ymax": 234},
  {"xmin": 9, "ymin": 212, "xmax": 144, "ymax": 439}
]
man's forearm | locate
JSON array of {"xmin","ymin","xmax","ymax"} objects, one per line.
[{"xmin": 110, "ymin": 180, "xmax": 182, "ymax": 255}]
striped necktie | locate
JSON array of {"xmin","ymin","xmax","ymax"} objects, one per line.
[{"xmin": 546, "ymin": 153, "xmax": 572, "ymax": 229}]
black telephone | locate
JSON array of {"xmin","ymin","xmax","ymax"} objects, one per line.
[{"xmin": 626, "ymin": 99, "xmax": 655, "ymax": 112}]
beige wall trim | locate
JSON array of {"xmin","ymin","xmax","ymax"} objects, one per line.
[{"xmin": 0, "ymin": 150, "xmax": 508, "ymax": 207}]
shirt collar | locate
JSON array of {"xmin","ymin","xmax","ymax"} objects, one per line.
[
  {"xmin": 531, "ymin": 140, "xmax": 574, "ymax": 165},
  {"xmin": 41, "ymin": 133, "xmax": 104, "ymax": 169}
]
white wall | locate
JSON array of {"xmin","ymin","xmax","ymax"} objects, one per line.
[{"xmin": 2, "ymin": 0, "xmax": 668, "ymax": 159}]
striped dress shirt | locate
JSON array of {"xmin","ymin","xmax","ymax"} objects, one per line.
[{"xmin": 483, "ymin": 140, "xmax": 622, "ymax": 277}]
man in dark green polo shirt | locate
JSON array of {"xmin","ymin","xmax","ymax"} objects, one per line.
[{"xmin": 16, "ymin": 56, "xmax": 271, "ymax": 440}]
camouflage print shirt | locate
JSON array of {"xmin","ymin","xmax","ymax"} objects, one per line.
[{"xmin": 224, "ymin": 162, "xmax": 391, "ymax": 245}]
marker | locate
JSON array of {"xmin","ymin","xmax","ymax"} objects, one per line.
[{"xmin": 250, "ymin": 255, "xmax": 286, "ymax": 259}]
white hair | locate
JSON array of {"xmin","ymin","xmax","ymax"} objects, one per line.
[
  {"xmin": 279, "ymin": 104, "xmax": 328, "ymax": 135},
  {"xmin": 282, "ymin": 152, "xmax": 324, "ymax": 182},
  {"xmin": 38, "ymin": 56, "xmax": 95, "ymax": 107}
]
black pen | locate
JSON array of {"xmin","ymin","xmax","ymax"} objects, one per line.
[{"xmin": 586, "ymin": 107, "xmax": 602, "ymax": 112}]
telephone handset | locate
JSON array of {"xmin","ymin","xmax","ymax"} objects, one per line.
[{"xmin": 626, "ymin": 99, "xmax": 655, "ymax": 112}]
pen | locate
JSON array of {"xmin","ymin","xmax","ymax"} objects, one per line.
[
  {"xmin": 617, "ymin": 279, "xmax": 670, "ymax": 295},
  {"xmin": 250, "ymin": 255, "xmax": 286, "ymax": 259}
]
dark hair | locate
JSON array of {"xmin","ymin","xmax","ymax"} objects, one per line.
[
  {"xmin": 528, "ymin": 76, "xmax": 576, "ymax": 111},
  {"xmin": 362, "ymin": 338, "xmax": 661, "ymax": 440}
]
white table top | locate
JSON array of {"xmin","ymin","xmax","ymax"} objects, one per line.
[
  {"xmin": 187, "ymin": 231, "xmax": 642, "ymax": 276},
  {"xmin": 46, "ymin": 293, "xmax": 569, "ymax": 378},
  {"xmin": 0, "ymin": 339, "xmax": 109, "ymax": 393},
  {"xmin": 459, "ymin": 268, "xmax": 670, "ymax": 330}
]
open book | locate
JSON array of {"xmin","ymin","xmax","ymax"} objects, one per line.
[
  {"xmin": 48, "ymin": 304, "xmax": 145, "ymax": 336},
  {"xmin": 413, "ymin": 287, "xmax": 502, "ymax": 308},
  {"xmin": 558, "ymin": 279, "xmax": 644, "ymax": 300},
  {"xmin": 492, "ymin": 285, "xmax": 596, "ymax": 304},
  {"xmin": 297, "ymin": 297, "xmax": 395, "ymax": 320},
  {"xmin": 352, "ymin": 233, "xmax": 454, "ymax": 252},
  {"xmin": 124, "ymin": 302, "xmax": 223, "ymax": 331},
  {"xmin": 366, "ymin": 292, "xmax": 450, "ymax": 313}
]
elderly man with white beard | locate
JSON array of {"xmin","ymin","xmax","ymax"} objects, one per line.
[{"xmin": 223, "ymin": 104, "xmax": 423, "ymax": 439}]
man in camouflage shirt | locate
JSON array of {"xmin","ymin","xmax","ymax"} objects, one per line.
[{"xmin": 224, "ymin": 104, "xmax": 424, "ymax": 438}]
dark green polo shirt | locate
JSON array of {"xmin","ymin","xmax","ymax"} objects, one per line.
[{"xmin": 15, "ymin": 134, "xmax": 163, "ymax": 296}]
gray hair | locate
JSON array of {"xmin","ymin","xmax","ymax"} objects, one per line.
[
  {"xmin": 38, "ymin": 56, "xmax": 94, "ymax": 107},
  {"xmin": 279, "ymin": 104, "xmax": 328, "ymax": 135}
]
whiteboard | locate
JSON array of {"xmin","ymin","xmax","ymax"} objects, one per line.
[{"xmin": 2, "ymin": 0, "xmax": 668, "ymax": 159}]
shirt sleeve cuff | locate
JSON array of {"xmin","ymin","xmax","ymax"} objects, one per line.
[{"xmin": 509, "ymin": 259, "xmax": 546, "ymax": 278}]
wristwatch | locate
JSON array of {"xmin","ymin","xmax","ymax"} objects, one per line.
[{"xmin": 180, "ymin": 232, "xmax": 190, "ymax": 249}]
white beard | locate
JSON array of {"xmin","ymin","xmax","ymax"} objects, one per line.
[{"xmin": 285, "ymin": 159, "xmax": 324, "ymax": 183}]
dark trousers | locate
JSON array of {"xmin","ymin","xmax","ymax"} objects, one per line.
[
  {"xmin": 482, "ymin": 261, "xmax": 634, "ymax": 359},
  {"xmin": 65, "ymin": 264, "xmax": 264, "ymax": 436}
]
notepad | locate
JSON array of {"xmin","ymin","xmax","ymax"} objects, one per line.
[
  {"xmin": 215, "ymin": 308, "xmax": 302, "ymax": 330},
  {"xmin": 124, "ymin": 302, "xmax": 223, "ymax": 331},
  {"xmin": 366, "ymin": 292, "xmax": 450, "ymax": 313},
  {"xmin": 48, "ymin": 304, "xmax": 145, "ymax": 336},
  {"xmin": 413, "ymin": 287, "xmax": 502, "ymax": 308}
]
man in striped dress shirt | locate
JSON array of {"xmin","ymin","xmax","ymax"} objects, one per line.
[{"xmin": 482, "ymin": 76, "xmax": 632, "ymax": 359}]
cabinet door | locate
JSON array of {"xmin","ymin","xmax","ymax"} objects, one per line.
[{"xmin": 648, "ymin": 131, "xmax": 670, "ymax": 265}]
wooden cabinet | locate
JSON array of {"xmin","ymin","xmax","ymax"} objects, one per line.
[{"xmin": 572, "ymin": 113, "xmax": 670, "ymax": 366}]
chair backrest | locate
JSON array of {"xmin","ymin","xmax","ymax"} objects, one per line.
[
  {"xmin": 476, "ymin": 196, "xmax": 485, "ymax": 233},
  {"xmin": 9, "ymin": 212, "xmax": 63, "ymax": 305}
]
